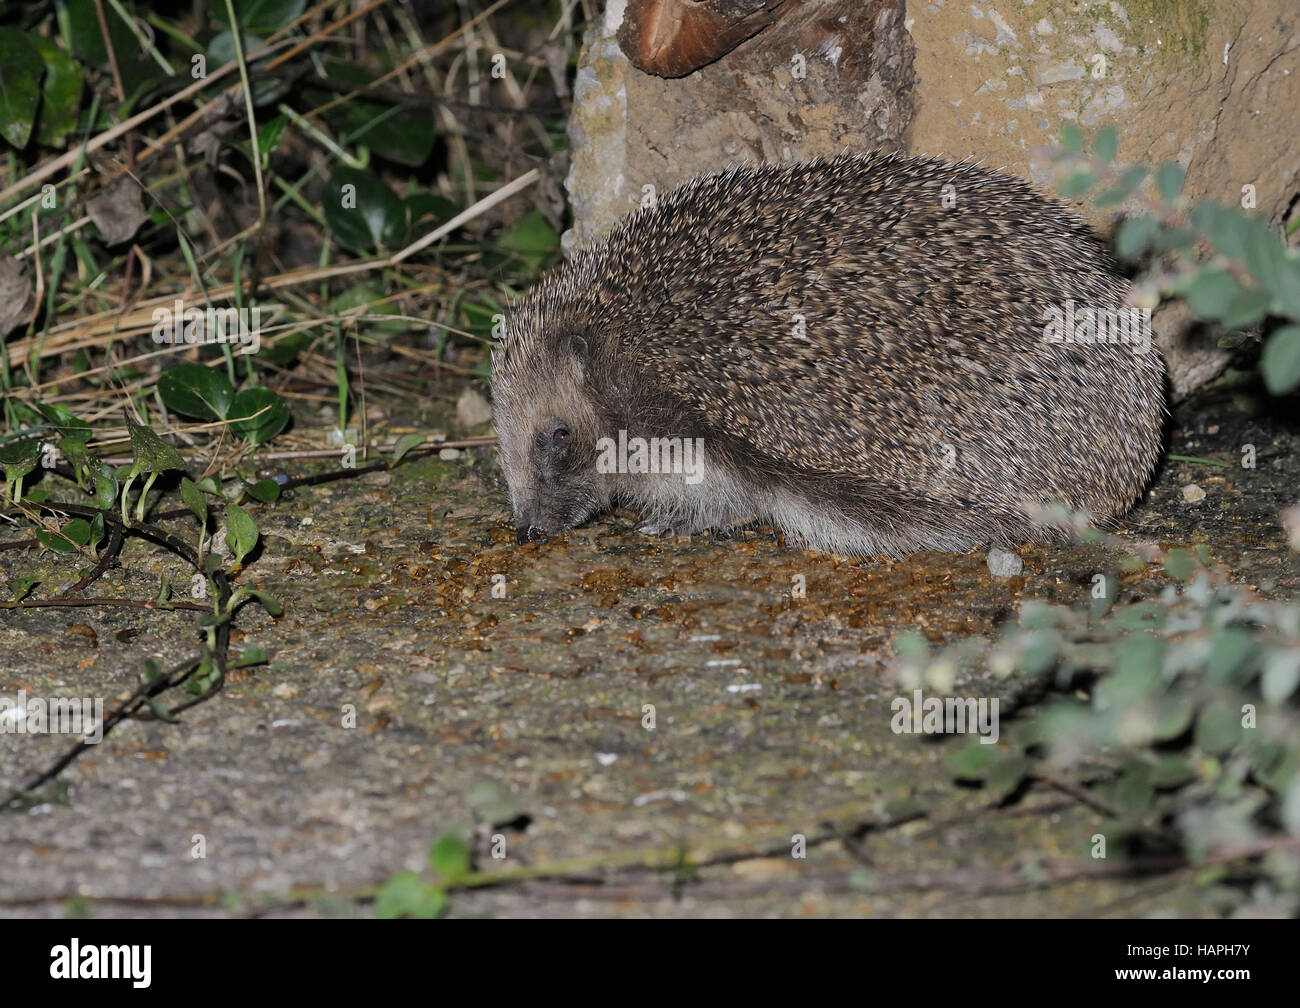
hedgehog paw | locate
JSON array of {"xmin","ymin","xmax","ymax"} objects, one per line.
[
  {"xmin": 635, "ymin": 521, "xmax": 682, "ymax": 537},
  {"xmin": 636, "ymin": 517, "xmax": 709, "ymax": 538}
]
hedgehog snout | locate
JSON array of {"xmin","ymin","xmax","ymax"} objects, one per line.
[{"xmin": 516, "ymin": 525, "xmax": 548, "ymax": 544}]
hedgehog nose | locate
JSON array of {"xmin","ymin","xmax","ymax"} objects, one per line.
[{"xmin": 516, "ymin": 525, "xmax": 548, "ymax": 544}]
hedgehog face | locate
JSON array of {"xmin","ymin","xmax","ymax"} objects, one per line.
[{"xmin": 492, "ymin": 330, "xmax": 607, "ymax": 543}]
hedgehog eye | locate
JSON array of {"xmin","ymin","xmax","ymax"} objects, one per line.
[{"xmin": 549, "ymin": 425, "xmax": 571, "ymax": 457}]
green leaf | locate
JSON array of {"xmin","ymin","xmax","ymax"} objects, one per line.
[
  {"xmin": 1261, "ymin": 648, "xmax": 1300, "ymax": 704},
  {"xmin": 309, "ymin": 60, "xmax": 434, "ymax": 167},
  {"xmin": 1261, "ymin": 325, "xmax": 1300, "ymax": 396},
  {"xmin": 229, "ymin": 386, "xmax": 290, "ymax": 444},
  {"xmin": 145, "ymin": 697, "xmax": 179, "ymax": 723},
  {"xmin": 1194, "ymin": 700, "xmax": 1242, "ymax": 756},
  {"xmin": 36, "ymin": 519, "xmax": 88, "ymax": 553},
  {"xmin": 1111, "ymin": 760, "xmax": 1154, "ymax": 817},
  {"xmin": 1017, "ymin": 631, "xmax": 1060, "ymax": 676},
  {"xmin": 213, "ymin": 0, "xmax": 306, "ymax": 36},
  {"xmin": 0, "ymin": 438, "xmax": 41, "ymax": 483},
  {"xmin": 1060, "ymin": 122, "xmax": 1083, "ymax": 154},
  {"xmin": 324, "ymin": 166, "xmax": 406, "ymax": 253},
  {"xmin": 1150, "ymin": 754, "xmax": 1196, "ymax": 788},
  {"xmin": 62, "ymin": 0, "xmax": 152, "ymax": 100},
  {"xmin": 180, "ymin": 477, "xmax": 209, "ymax": 526},
  {"xmin": 986, "ymin": 755, "xmax": 1029, "ymax": 799},
  {"xmin": 430, "ymin": 831, "xmax": 472, "ymax": 883},
  {"xmin": 1119, "ymin": 165, "xmax": 1148, "ymax": 190},
  {"xmin": 256, "ymin": 113, "xmax": 288, "ymax": 165},
  {"xmin": 1207, "ymin": 627, "xmax": 1257, "ymax": 684},
  {"xmin": 374, "ymin": 872, "xmax": 446, "ymax": 919},
  {"xmin": 61, "ymin": 518, "xmax": 91, "ymax": 546},
  {"xmin": 158, "ymin": 364, "xmax": 235, "ymax": 421},
  {"xmin": 243, "ymin": 478, "xmax": 281, "ymax": 503},
  {"xmin": 1282, "ymin": 776, "xmax": 1300, "ymax": 837},
  {"xmin": 205, "ymin": 31, "xmax": 285, "ymax": 105},
  {"xmin": 1186, "ymin": 268, "xmax": 1243, "ymax": 321},
  {"xmin": 392, "ymin": 433, "xmax": 425, "ymax": 464},
  {"xmin": 1058, "ymin": 171, "xmax": 1097, "ymax": 198},
  {"xmin": 946, "ymin": 740, "xmax": 999, "ymax": 780},
  {"xmin": 93, "ymin": 462, "xmax": 118, "ymax": 509},
  {"xmin": 497, "ymin": 210, "xmax": 560, "ymax": 275},
  {"xmin": 238, "ymin": 588, "xmax": 283, "ymax": 617},
  {"xmin": 1218, "ymin": 288, "xmax": 1273, "ymax": 329},
  {"xmin": 1116, "ymin": 215, "xmax": 1159, "ymax": 259},
  {"xmin": 1116, "ymin": 633, "xmax": 1162, "ymax": 680},
  {"xmin": 1164, "ymin": 548, "xmax": 1196, "ymax": 582},
  {"xmin": 1272, "ymin": 256, "xmax": 1300, "ymax": 319},
  {"xmin": 231, "ymin": 647, "xmax": 268, "ymax": 669},
  {"xmin": 9, "ymin": 576, "xmax": 39, "ymax": 602},
  {"xmin": 30, "ymin": 35, "xmax": 84, "ymax": 148},
  {"xmin": 0, "ymin": 28, "xmax": 46, "ymax": 149},
  {"xmin": 125, "ymin": 417, "xmax": 186, "ymax": 475},
  {"xmin": 1091, "ymin": 127, "xmax": 1118, "ymax": 164},
  {"xmin": 224, "ymin": 503, "xmax": 259, "ymax": 565},
  {"xmin": 1150, "ymin": 226, "xmax": 1195, "ymax": 253},
  {"xmin": 1155, "ymin": 161, "xmax": 1185, "ymax": 205},
  {"xmin": 1093, "ymin": 186, "xmax": 1130, "ymax": 209},
  {"xmin": 406, "ymin": 193, "xmax": 458, "ymax": 225},
  {"xmin": 1154, "ymin": 693, "xmax": 1196, "ymax": 740}
]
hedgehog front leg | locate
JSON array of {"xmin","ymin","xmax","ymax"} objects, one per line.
[{"xmin": 635, "ymin": 516, "xmax": 714, "ymax": 537}]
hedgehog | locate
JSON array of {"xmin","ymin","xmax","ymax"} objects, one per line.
[{"xmin": 490, "ymin": 151, "xmax": 1165, "ymax": 556}]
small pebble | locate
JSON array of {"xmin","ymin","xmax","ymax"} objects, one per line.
[
  {"xmin": 439, "ymin": 448, "xmax": 462, "ymax": 461},
  {"xmin": 986, "ymin": 547, "xmax": 1023, "ymax": 578},
  {"xmin": 1182, "ymin": 483, "xmax": 1206, "ymax": 503}
]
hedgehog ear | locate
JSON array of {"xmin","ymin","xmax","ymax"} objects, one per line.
[{"xmin": 568, "ymin": 333, "xmax": 589, "ymax": 372}]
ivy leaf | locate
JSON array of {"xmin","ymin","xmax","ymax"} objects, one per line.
[
  {"xmin": 243, "ymin": 478, "xmax": 281, "ymax": 503},
  {"xmin": 0, "ymin": 28, "xmax": 45, "ymax": 149},
  {"xmin": 392, "ymin": 433, "xmax": 425, "ymax": 464},
  {"xmin": 30, "ymin": 35, "xmax": 84, "ymax": 148},
  {"xmin": 229, "ymin": 386, "xmax": 290, "ymax": 444},
  {"xmin": 125, "ymin": 417, "xmax": 186, "ymax": 475},
  {"xmin": 36, "ymin": 519, "xmax": 89, "ymax": 553},
  {"xmin": 324, "ymin": 166, "xmax": 405, "ymax": 253},
  {"xmin": 158, "ymin": 364, "xmax": 235, "ymax": 421}
]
